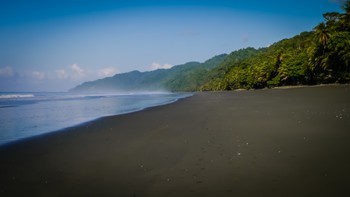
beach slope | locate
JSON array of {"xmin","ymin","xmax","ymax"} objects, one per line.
[{"xmin": 1, "ymin": 85, "xmax": 350, "ymax": 196}]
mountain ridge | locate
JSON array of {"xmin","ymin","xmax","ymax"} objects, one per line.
[
  {"xmin": 70, "ymin": 55, "xmax": 227, "ymax": 92},
  {"xmin": 71, "ymin": 1, "xmax": 350, "ymax": 92}
]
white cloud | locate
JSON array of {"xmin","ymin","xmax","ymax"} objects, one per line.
[
  {"xmin": 69, "ymin": 64, "xmax": 87, "ymax": 80},
  {"xmin": 0, "ymin": 64, "xmax": 119, "ymax": 91},
  {"xmin": 98, "ymin": 67, "xmax": 119, "ymax": 78},
  {"xmin": 150, "ymin": 62, "xmax": 173, "ymax": 70},
  {"xmin": 31, "ymin": 71, "xmax": 45, "ymax": 80},
  {"xmin": 70, "ymin": 64, "xmax": 85, "ymax": 75},
  {"xmin": 55, "ymin": 69, "xmax": 69, "ymax": 79},
  {"xmin": 52, "ymin": 64, "xmax": 92, "ymax": 81},
  {"xmin": 0, "ymin": 66, "xmax": 15, "ymax": 78},
  {"xmin": 54, "ymin": 64, "xmax": 86, "ymax": 80}
]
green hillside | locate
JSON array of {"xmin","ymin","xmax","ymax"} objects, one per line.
[
  {"xmin": 72, "ymin": 1, "xmax": 350, "ymax": 92},
  {"xmin": 201, "ymin": 1, "xmax": 350, "ymax": 91},
  {"xmin": 70, "ymin": 55, "xmax": 227, "ymax": 92}
]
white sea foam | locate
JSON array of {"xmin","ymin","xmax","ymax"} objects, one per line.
[{"xmin": 0, "ymin": 94, "xmax": 35, "ymax": 99}]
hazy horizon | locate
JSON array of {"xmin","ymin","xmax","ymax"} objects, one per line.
[{"xmin": 0, "ymin": 0, "xmax": 345, "ymax": 92}]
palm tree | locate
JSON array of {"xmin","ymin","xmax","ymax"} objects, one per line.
[
  {"xmin": 314, "ymin": 22, "xmax": 331, "ymax": 48},
  {"xmin": 342, "ymin": 0, "xmax": 350, "ymax": 13},
  {"xmin": 340, "ymin": 0, "xmax": 350, "ymax": 30}
]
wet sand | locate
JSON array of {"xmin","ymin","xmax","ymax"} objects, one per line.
[{"xmin": 1, "ymin": 85, "xmax": 350, "ymax": 197}]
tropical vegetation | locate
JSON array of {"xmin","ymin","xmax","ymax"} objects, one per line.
[
  {"xmin": 201, "ymin": 1, "xmax": 350, "ymax": 90},
  {"xmin": 72, "ymin": 1, "xmax": 350, "ymax": 92}
]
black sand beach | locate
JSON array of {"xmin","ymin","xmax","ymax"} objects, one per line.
[{"xmin": 1, "ymin": 85, "xmax": 350, "ymax": 196}]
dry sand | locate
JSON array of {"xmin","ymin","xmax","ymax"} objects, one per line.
[{"xmin": 1, "ymin": 85, "xmax": 350, "ymax": 197}]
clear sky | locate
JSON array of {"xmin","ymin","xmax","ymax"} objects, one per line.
[{"xmin": 0, "ymin": 0, "xmax": 345, "ymax": 92}]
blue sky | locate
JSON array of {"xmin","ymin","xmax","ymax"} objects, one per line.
[{"xmin": 0, "ymin": 0, "xmax": 345, "ymax": 91}]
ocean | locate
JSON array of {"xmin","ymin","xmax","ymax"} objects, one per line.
[{"xmin": 0, "ymin": 92, "xmax": 191, "ymax": 146}]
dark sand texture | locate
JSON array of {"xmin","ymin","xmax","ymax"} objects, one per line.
[{"xmin": 1, "ymin": 85, "xmax": 350, "ymax": 197}]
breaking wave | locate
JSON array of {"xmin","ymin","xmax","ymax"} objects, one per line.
[{"xmin": 0, "ymin": 94, "xmax": 35, "ymax": 99}]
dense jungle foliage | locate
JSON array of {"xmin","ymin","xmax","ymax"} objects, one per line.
[
  {"xmin": 201, "ymin": 1, "xmax": 350, "ymax": 91},
  {"xmin": 72, "ymin": 1, "xmax": 350, "ymax": 92}
]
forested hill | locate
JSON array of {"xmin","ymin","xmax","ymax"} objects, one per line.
[
  {"xmin": 201, "ymin": 1, "xmax": 350, "ymax": 91},
  {"xmin": 70, "ymin": 54, "xmax": 228, "ymax": 92},
  {"xmin": 72, "ymin": 1, "xmax": 350, "ymax": 92}
]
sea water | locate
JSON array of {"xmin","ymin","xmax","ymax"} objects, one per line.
[{"xmin": 0, "ymin": 92, "xmax": 191, "ymax": 145}]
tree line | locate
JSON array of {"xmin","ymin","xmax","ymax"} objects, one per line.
[
  {"xmin": 72, "ymin": 1, "xmax": 350, "ymax": 93},
  {"xmin": 200, "ymin": 1, "xmax": 350, "ymax": 91}
]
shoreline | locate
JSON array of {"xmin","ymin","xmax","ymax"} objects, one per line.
[
  {"xmin": 1, "ymin": 85, "xmax": 350, "ymax": 196},
  {"xmin": 0, "ymin": 92, "xmax": 192, "ymax": 147},
  {"xmin": 271, "ymin": 83, "xmax": 350, "ymax": 89}
]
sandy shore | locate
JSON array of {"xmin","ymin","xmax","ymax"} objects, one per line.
[{"xmin": 1, "ymin": 85, "xmax": 350, "ymax": 197}]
